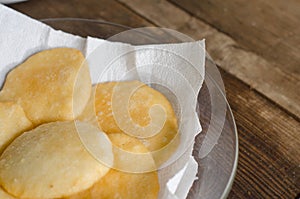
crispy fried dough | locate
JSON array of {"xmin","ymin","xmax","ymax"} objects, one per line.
[
  {"xmin": 65, "ymin": 133, "xmax": 159, "ymax": 199},
  {"xmin": 0, "ymin": 48, "xmax": 91, "ymax": 125},
  {"xmin": 91, "ymin": 81, "xmax": 179, "ymax": 166},
  {"xmin": 0, "ymin": 102, "xmax": 32, "ymax": 154},
  {"xmin": 0, "ymin": 121, "xmax": 111, "ymax": 199},
  {"xmin": 0, "ymin": 188, "xmax": 17, "ymax": 199}
]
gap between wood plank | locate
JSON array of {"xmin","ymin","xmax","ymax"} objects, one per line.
[{"xmin": 169, "ymin": 0, "xmax": 300, "ymax": 78}]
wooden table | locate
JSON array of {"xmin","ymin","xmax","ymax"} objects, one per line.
[{"xmin": 8, "ymin": 0, "xmax": 300, "ymax": 198}]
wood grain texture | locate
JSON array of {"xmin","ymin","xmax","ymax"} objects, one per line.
[
  {"xmin": 170, "ymin": 0, "xmax": 300, "ymax": 76},
  {"xmin": 118, "ymin": 0, "xmax": 300, "ymax": 120},
  {"xmin": 221, "ymin": 69, "xmax": 300, "ymax": 198},
  {"xmin": 7, "ymin": 0, "xmax": 300, "ymax": 198},
  {"xmin": 9, "ymin": 0, "xmax": 151, "ymax": 27}
]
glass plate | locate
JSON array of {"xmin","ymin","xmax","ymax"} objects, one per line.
[{"xmin": 42, "ymin": 18, "xmax": 238, "ymax": 199}]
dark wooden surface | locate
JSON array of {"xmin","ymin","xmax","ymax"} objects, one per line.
[{"xmin": 7, "ymin": 0, "xmax": 300, "ymax": 198}]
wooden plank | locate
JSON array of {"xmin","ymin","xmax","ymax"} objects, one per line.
[
  {"xmin": 118, "ymin": 0, "xmax": 300, "ymax": 119},
  {"xmin": 170, "ymin": 0, "xmax": 300, "ymax": 78},
  {"xmin": 221, "ymin": 68, "xmax": 300, "ymax": 198},
  {"xmin": 8, "ymin": 0, "xmax": 151, "ymax": 27},
  {"xmin": 191, "ymin": 69, "xmax": 300, "ymax": 199}
]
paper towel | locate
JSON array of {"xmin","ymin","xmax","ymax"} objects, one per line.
[
  {"xmin": 0, "ymin": 5, "xmax": 85, "ymax": 87},
  {"xmin": 0, "ymin": 4, "xmax": 205, "ymax": 199}
]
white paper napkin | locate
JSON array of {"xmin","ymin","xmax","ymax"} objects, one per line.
[
  {"xmin": 0, "ymin": 4, "xmax": 205, "ymax": 199},
  {"xmin": 0, "ymin": 5, "xmax": 85, "ymax": 87}
]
